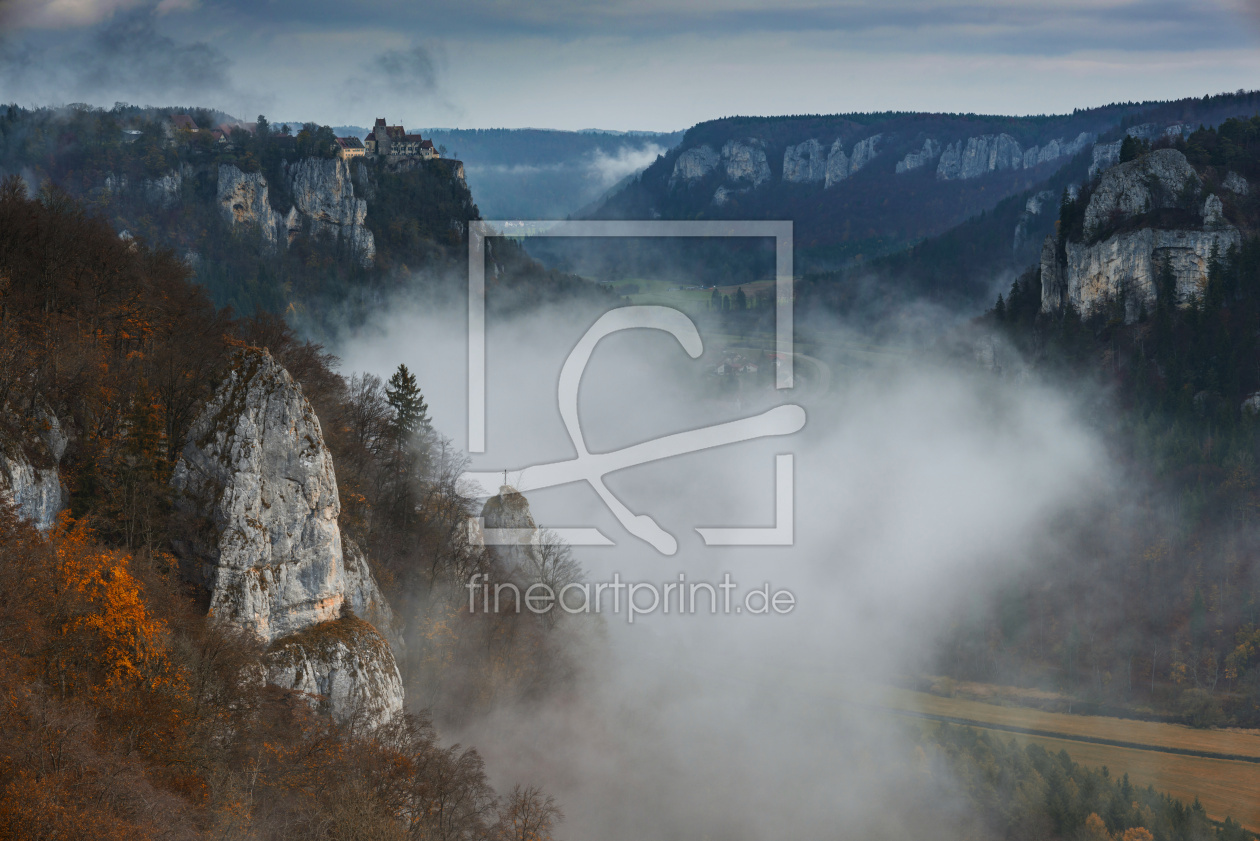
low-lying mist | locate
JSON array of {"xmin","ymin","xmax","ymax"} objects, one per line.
[{"xmin": 337, "ymin": 287, "xmax": 1109, "ymax": 839}]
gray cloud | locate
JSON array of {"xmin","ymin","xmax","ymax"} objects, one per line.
[
  {"xmin": 371, "ymin": 43, "xmax": 440, "ymax": 92},
  {"xmin": 0, "ymin": 8, "xmax": 241, "ymax": 110},
  {"xmin": 72, "ymin": 10, "xmax": 230, "ymax": 100}
]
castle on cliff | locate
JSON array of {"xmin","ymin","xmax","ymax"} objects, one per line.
[{"xmin": 361, "ymin": 118, "xmax": 438, "ymax": 160}]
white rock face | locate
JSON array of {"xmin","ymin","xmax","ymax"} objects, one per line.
[
  {"xmin": 1089, "ymin": 141, "xmax": 1122, "ymax": 180},
  {"xmin": 217, "ymin": 160, "xmax": 375, "ymax": 265},
  {"xmin": 1224, "ymin": 171, "xmax": 1249, "ymax": 196},
  {"xmin": 217, "ymin": 164, "xmax": 284, "ymax": 246},
  {"xmin": 896, "ymin": 138, "xmax": 940, "ymax": 174},
  {"xmin": 1043, "ymin": 227, "xmax": 1240, "ymax": 321},
  {"xmin": 848, "ymin": 134, "xmax": 882, "ymax": 175},
  {"xmin": 822, "ymin": 134, "xmax": 881, "ymax": 188},
  {"xmin": 937, "ymin": 131, "xmax": 1091, "ymax": 181},
  {"xmin": 0, "ymin": 410, "xmax": 66, "ymax": 532},
  {"xmin": 824, "ymin": 139, "xmax": 850, "ymax": 188},
  {"xmin": 266, "ymin": 615, "xmax": 404, "ymax": 728},
  {"xmin": 1013, "ymin": 189, "xmax": 1056, "ymax": 252},
  {"xmin": 143, "ymin": 170, "xmax": 182, "ymax": 208},
  {"xmin": 283, "ymin": 158, "xmax": 376, "ymax": 267},
  {"xmin": 172, "ymin": 348, "xmax": 403, "ymax": 727},
  {"xmin": 721, "ymin": 140, "xmax": 770, "ymax": 186},
  {"xmin": 937, "ymin": 134, "xmax": 1023, "ymax": 180},
  {"xmin": 670, "ymin": 145, "xmax": 720, "ymax": 184},
  {"xmin": 1203, "ymin": 193, "xmax": 1227, "ymax": 229},
  {"xmin": 172, "ymin": 349, "xmax": 346, "ymax": 642},
  {"xmin": 479, "ymin": 485, "xmax": 540, "ymax": 570},
  {"xmin": 783, "ymin": 139, "xmax": 827, "ymax": 183},
  {"xmin": 343, "ymin": 535, "xmax": 402, "ymax": 652},
  {"xmin": 1082, "ymin": 149, "xmax": 1201, "ymax": 241},
  {"xmin": 1021, "ymin": 132, "xmax": 1092, "ymax": 170}
]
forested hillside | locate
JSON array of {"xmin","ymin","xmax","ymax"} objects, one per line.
[
  {"xmin": 554, "ymin": 91, "xmax": 1260, "ymax": 295},
  {"xmin": 0, "ymin": 178, "xmax": 576, "ymax": 838},
  {"xmin": 0, "ymin": 104, "xmax": 605, "ymax": 330},
  {"xmin": 939, "ymin": 117, "xmax": 1260, "ymax": 729}
]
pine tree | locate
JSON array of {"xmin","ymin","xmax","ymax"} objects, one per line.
[{"xmin": 385, "ymin": 363, "xmax": 430, "ymax": 437}]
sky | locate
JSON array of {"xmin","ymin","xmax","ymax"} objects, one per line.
[{"xmin": 3, "ymin": 0, "xmax": 1260, "ymax": 132}]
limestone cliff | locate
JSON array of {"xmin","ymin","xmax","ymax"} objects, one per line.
[
  {"xmin": 1082, "ymin": 148, "xmax": 1201, "ymax": 241},
  {"xmin": 670, "ymin": 145, "xmax": 720, "ymax": 185},
  {"xmin": 171, "ymin": 347, "xmax": 403, "ymax": 726},
  {"xmin": 1013, "ymin": 189, "xmax": 1056, "ymax": 252},
  {"xmin": 283, "ymin": 158, "xmax": 376, "ymax": 266},
  {"xmin": 721, "ymin": 139, "xmax": 771, "ymax": 186},
  {"xmin": 896, "ymin": 138, "xmax": 940, "ymax": 174},
  {"xmin": 824, "ymin": 134, "xmax": 882, "ymax": 187},
  {"xmin": 937, "ymin": 134, "xmax": 1023, "ymax": 180},
  {"xmin": 937, "ymin": 132, "xmax": 1091, "ymax": 181},
  {"xmin": 266, "ymin": 615, "xmax": 403, "ymax": 729},
  {"xmin": 782, "ymin": 139, "xmax": 827, "ymax": 183},
  {"xmin": 217, "ymin": 165, "xmax": 285, "ymax": 247},
  {"xmin": 478, "ymin": 485, "xmax": 540, "ymax": 571},
  {"xmin": 217, "ymin": 160, "xmax": 375, "ymax": 266},
  {"xmin": 0, "ymin": 410, "xmax": 67, "ymax": 531},
  {"xmin": 1051, "ymin": 227, "xmax": 1240, "ymax": 320}
]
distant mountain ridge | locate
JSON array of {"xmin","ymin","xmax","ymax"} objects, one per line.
[{"xmin": 579, "ymin": 92, "xmax": 1260, "ymax": 280}]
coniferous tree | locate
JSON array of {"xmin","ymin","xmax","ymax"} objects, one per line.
[{"xmin": 385, "ymin": 363, "xmax": 430, "ymax": 438}]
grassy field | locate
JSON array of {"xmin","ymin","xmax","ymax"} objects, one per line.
[{"xmin": 883, "ymin": 687, "xmax": 1260, "ymax": 830}]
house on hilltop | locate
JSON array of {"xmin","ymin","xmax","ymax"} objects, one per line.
[
  {"xmin": 334, "ymin": 136, "xmax": 366, "ymax": 160},
  {"xmin": 364, "ymin": 118, "xmax": 439, "ymax": 159}
]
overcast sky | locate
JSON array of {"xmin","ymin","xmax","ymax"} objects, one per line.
[{"xmin": 3, "ymin": 0, "xmax": 1260, "ymax": 131}]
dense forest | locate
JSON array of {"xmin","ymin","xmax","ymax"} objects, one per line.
[
  {"xmin": 930, "ymin": 725, "xmax": 1251, "ymax": 841},
  {"xmin": 0, "ymin": 177, "xmax": 580, "ymax": 839},
  {"xmin": 938, "ymin": 118, "xmax": 1260, "ymax": 728}
]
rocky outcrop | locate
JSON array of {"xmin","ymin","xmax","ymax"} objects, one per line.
[
  {"xmin": 1082, "ymin": 149, "xmax": 1201, "ymax": 241},
  {"xmin": 478, "ymin": 485, "xmax": 540, "ymax": 570},
  {"xmin": 824, "ymin": 134, "xmax": 881, "ymax": 187},
  {"xmin": 824, "ymin": 139, "xmax": 850, "ymax": 188},
  {"xmin": 1041, "ymin": 150, "xmax": 1240, "ymax": 321},
  {"xmin": 712, "ymin": 185, "xmax": 742, "ymax": 206},
  {"xmin": 937, "ymin": 134, "xmax": 1023, "ymax": 180},
  {"xmin": 343, "ymin": 535, "xmax": 402, "ymax": 653},
  {"xmin": 1090, "ymin": 141, "xmax": 1122, "ymax": 180},
  {"xmin": 266, "ymin": 615, "xmax": 403, "ymax": 729},
  {"xmin": 783, "ymin": 139, "xmax": 827, "ymax": 183},
  {"xmin": 936, "ymin": 132, "xmax": 1091, "ymax": 181},
  {"xmin": 217, "ymin": 160, "xmax": 375, "ymax": 265},
  {"xmin": 283, "ymin": 158, "xmax": 376, "ymax": 266},
  {"xmin": 1041, "ymin": 226, "xmax": 1240, "ymax": 320},
  {"xmin": 1013, "ymin": 189, "xmax": 1056, "ymax": 252},
  {"xmin": 848, "ymin": 134, "xmax": 882, "ymax": 175},
  {"xmin": 1021, "ymin": 132, "xmax": 1092, "ymax": 170},
  {"xmin": 0, "ymin": 410, "xmax": 67, "ymax": 531},
  {"xmin": 171, "ymin": 348, "xmax": 403, "ymax": 727},
  {"xmin": 1203, "ymin": 193, "xmax": 1227, "ymax": 228},
  {"xmin": 670, "ymin": 145, "xmax": 720, "ymax": 184},
  {"xmin": 896, "ymin": 138, "xmax": 940, "ymax": 174},
  {"xmin": 721, "ymin": 140, "xmax": 770, "ymax": 186},
  {"xmin": 217, "ymin": 165, "xmax": 284, "ymax": 246},
  {"xmin": 1088, "ymin": 124, "xmax": 1192, "ymax": 179},
  {"xmin": 1040, "ymin": 234, "xmax": 1066, "ymax": 312},
  {"xmin": 103, "ymin": 167, "xmax": 189, "ymax": 209},
  {"xmin": 1224, "ymin": 171, "xmax": 1249, "ymax": 196}
]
